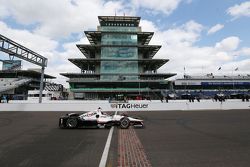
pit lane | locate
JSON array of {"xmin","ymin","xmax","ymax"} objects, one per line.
[{"xmin": 1, "ymin": 110, "xmax": 250, "ymax": 167}]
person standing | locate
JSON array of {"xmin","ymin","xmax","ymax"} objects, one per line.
[{"xmin": 6, "ymin": 95, "xmax": 9, "ymax": 103}]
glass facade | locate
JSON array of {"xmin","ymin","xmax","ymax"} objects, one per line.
[
  {"xmin": 101, "ymin": 75, "xmax": 138, "ymax": 81},
  {"xmin": 100, "ymin": 26, "xmax": 139, "ymax": 81},
  {"xmin": 101, "ymin": 47, "xmax": 137, "ymax": 59},
  {"xmin": 101, "ymin": 61, "xmax": 138, "ymax": 73},
  {"xmin": 101, "ymin": 34, "xmax": 137, "ymax": 45}
]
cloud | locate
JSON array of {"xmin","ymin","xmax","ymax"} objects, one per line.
[
  {"xmin": 239, "ymin": 47, "xmax": 250, "ymax": 56},
  {"xmin": 215, "ymin": 36, "xmax": 240, "ymax": 52},
  {"xmin": 207, "ymin": 24, "xmax": 224, "ymax": 35},
  {"xmin": 140, "ymin": 20, "xmax": 158, "ymax": 32},
  {"xmin": 227, "ymin": 1, "xmax": 250, "ymax": 19},
  {"xmin": 131, "ymin": 0, "xmax": 184, "ymax": 15},
  {"xmin": 0, "ymin": 20, "xmax": 81, "ymax": 87},
  {"xmin": 0, "ymin": 5, "xmax": 8, "ymax": 18},
  {"xmin": 154, "ymin": 20, "xmax": 203, "ymax": 46},
  {"xmin": 0, "ymin": 21, "xmax": 58, "ymax": 59},
  {"xmin": 0, "ymin": 0, "xmax": 187, "ymax": 39},
  {"xmin": 0, "ymin": 0, "xmax": 130, "ymax": 38},
  {"xmin": 139, "ymin": 20, "xmax": 248, "ymax": 78}
]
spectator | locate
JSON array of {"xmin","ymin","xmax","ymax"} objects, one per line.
[
  {"xmin": 246, "ymin": 95, "xmax": 249, "ymax": 102},
  {"xmin": 2, "ymin": 95, "xmax": 7, "ymax": 103},
  {"xmin": 196, "ymin": 96, "xmax": 200, "ymax": 102},
  {"xmin": 165, "ymin": 96, "xmax": 168, "ymax": 103},
  {"xmin": 6, "ymin": 95, "xmax": 9, "ymax": 103},
  {"xmin": 242, "ymin": 95, "xmax": 245, "ymax": 102},
  {"xmin": 214, "ymin": 95, "xmax": 218, "ymax": 102},
  {"xmin": 160, "ymin": 96, "xmax": 163, "ymax": 103},
  {"xmin": 191, "ymin": 95, "xmax": 195, "ymax": 102}
]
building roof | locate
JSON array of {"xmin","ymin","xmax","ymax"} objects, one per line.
[
  {"xmin": 84, "ymin": 31, "xmax": 153, "ymax": 45},
  {"xmin": 68, "ymin": 58, "xmax": 168, "ymax": 71},
  {"xmin": 0, "ymin": 70, "xmax": 55, "ymax": 79},
  {"xmin": 70, "ymin": 87, "xmax": 162, "ymax": 93},
  {"xmin": 76, "ymin": 44, "xmax": 161, "ymax": 59},
  {"xmin": 98, "ymin": 16, "xmax": 140, "ymax": 26}
]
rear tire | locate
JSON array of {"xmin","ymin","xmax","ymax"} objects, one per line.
[
  {"xmin": 120, "ymin": 117, "xmax": 130, "ymax": 129},
  {"xmin": 66, "ymin": 117, "xmax": 78, "ymax": 128}
]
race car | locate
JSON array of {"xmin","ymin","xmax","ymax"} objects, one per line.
[{"xmin": 58, "ymin": 109, "xmax": 144, "ymax": 129}]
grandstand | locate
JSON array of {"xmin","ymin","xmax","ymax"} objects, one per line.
[
  {"xmin": 0, "ymin": 78, "xmax": 31, "ymax": 93},
  {"xmin": 167, "ymin": 74, "xmax": 250, "ymax": 99},
  {"xmin": 0, "ymin": 69, "xmax": 55, "ymax": 100}
]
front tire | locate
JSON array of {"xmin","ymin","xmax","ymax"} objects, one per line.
[
  {"xmin": 120, "ymin": 117, "xmax": 130, "ymax": 129},
  {"xmin": 66, "ymin": 117, "xmax": 78, "ymax": 128}
]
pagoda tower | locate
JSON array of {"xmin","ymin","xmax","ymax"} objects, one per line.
[{"xmin": 61, "ymin": 16, "xmax": 176, "ymax": 100}]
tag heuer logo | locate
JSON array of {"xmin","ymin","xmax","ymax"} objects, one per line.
[{"xmin": 110, "ymin": 103, "xmax": 148, "ymax": 109}]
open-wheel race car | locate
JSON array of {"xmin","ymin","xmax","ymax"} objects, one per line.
[{"xmin": 59, "ymin": 108, "xmax": 144, "ymax": 129}]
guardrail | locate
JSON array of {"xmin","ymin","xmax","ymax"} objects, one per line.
[{"xmin": 1, "ymin": 99, "xmax": 249, "ymax": 111}]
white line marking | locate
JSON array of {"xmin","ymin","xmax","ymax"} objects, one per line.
[{"xmin": 98, "ymin": 111, "xmax": 117, "ymax": 167}]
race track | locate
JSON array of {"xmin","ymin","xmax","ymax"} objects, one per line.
[{"xmin": 1, "ymin": 110, "xmax": 250, "ymax": 167}]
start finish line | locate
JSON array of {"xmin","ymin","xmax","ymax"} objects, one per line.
[{"xmin": 0, "ymin": 100, "xmax": 250, "ymax": 111}]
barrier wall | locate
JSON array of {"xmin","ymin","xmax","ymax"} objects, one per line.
[{"xmin": 0, "ymin": 100, "xmax": 250, "ymax": 111}]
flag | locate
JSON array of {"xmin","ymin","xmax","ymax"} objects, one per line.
[
  {"xmin": 235, "ymin": 67, "xmax": 238, "ymax": 71},
  {"xmin": 218, "ymin": 67, "xmax": 221, "ymax": 70}
]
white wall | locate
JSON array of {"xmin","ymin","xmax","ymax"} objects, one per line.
[{"xmin": 0, "ymin": 100, "xmax": 249, "ymax": 111}]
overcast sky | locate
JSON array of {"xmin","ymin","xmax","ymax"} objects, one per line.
[{"xmin": 0, "ymin": 0, "xmax": 250, "ymax": 88}]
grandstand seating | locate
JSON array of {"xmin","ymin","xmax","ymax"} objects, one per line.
[
  {"xmin": 0, "ymin": 78, "xmax": 32, "ymax": 93},
  {"xmin": 44, "ymin": 83, "xmax": 62, "ymax": 91}
]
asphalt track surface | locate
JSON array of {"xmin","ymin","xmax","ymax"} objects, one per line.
[{"xmin": 1, "ymin": 110, "xmax": 250, "ymax": 167}]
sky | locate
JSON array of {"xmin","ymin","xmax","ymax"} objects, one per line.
[{"xmin": 0, "ymin": 0, "xmax": 250, "ymax": 88}]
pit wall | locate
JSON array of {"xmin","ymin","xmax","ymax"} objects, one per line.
[{"xmin": 0, "ymin": 100, "xmax": 250, "ymax": 111}]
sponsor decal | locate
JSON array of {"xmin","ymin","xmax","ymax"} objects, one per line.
[
  {"xmin": 83, "ymin": 112, "xmax": 96, "ymax": 117},
  {"xmin": 111, "ymin": 103, "xmax": 149, "ymax": 109}
]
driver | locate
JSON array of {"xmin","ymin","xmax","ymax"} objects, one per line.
[
  {"xmin": 97, "ymin": 107, "xmax": 102, "ymax": 112},
  {"xmin": 97, "ymin": 107, "xmax": 107, "ymax": 115}
]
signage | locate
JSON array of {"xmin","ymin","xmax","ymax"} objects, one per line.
[
  {"xmin": 111, "ymin": 103, "xmax": 149, "ymax": 109},
  {"xmin": 201, "ymin": 82, "xmax": 250, "ymax": 86},
  {"xmin": 2, "ymin": 60, "xmax": 21, "ymax": 70}
]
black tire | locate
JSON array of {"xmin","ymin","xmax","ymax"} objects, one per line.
[
  {"xmin": 66, "ymin": 117, "xmax": 78, "ymax": 128},
  {"xmin": 120, "ymin": 117, "xmax": 130, "ymax": 129}
]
